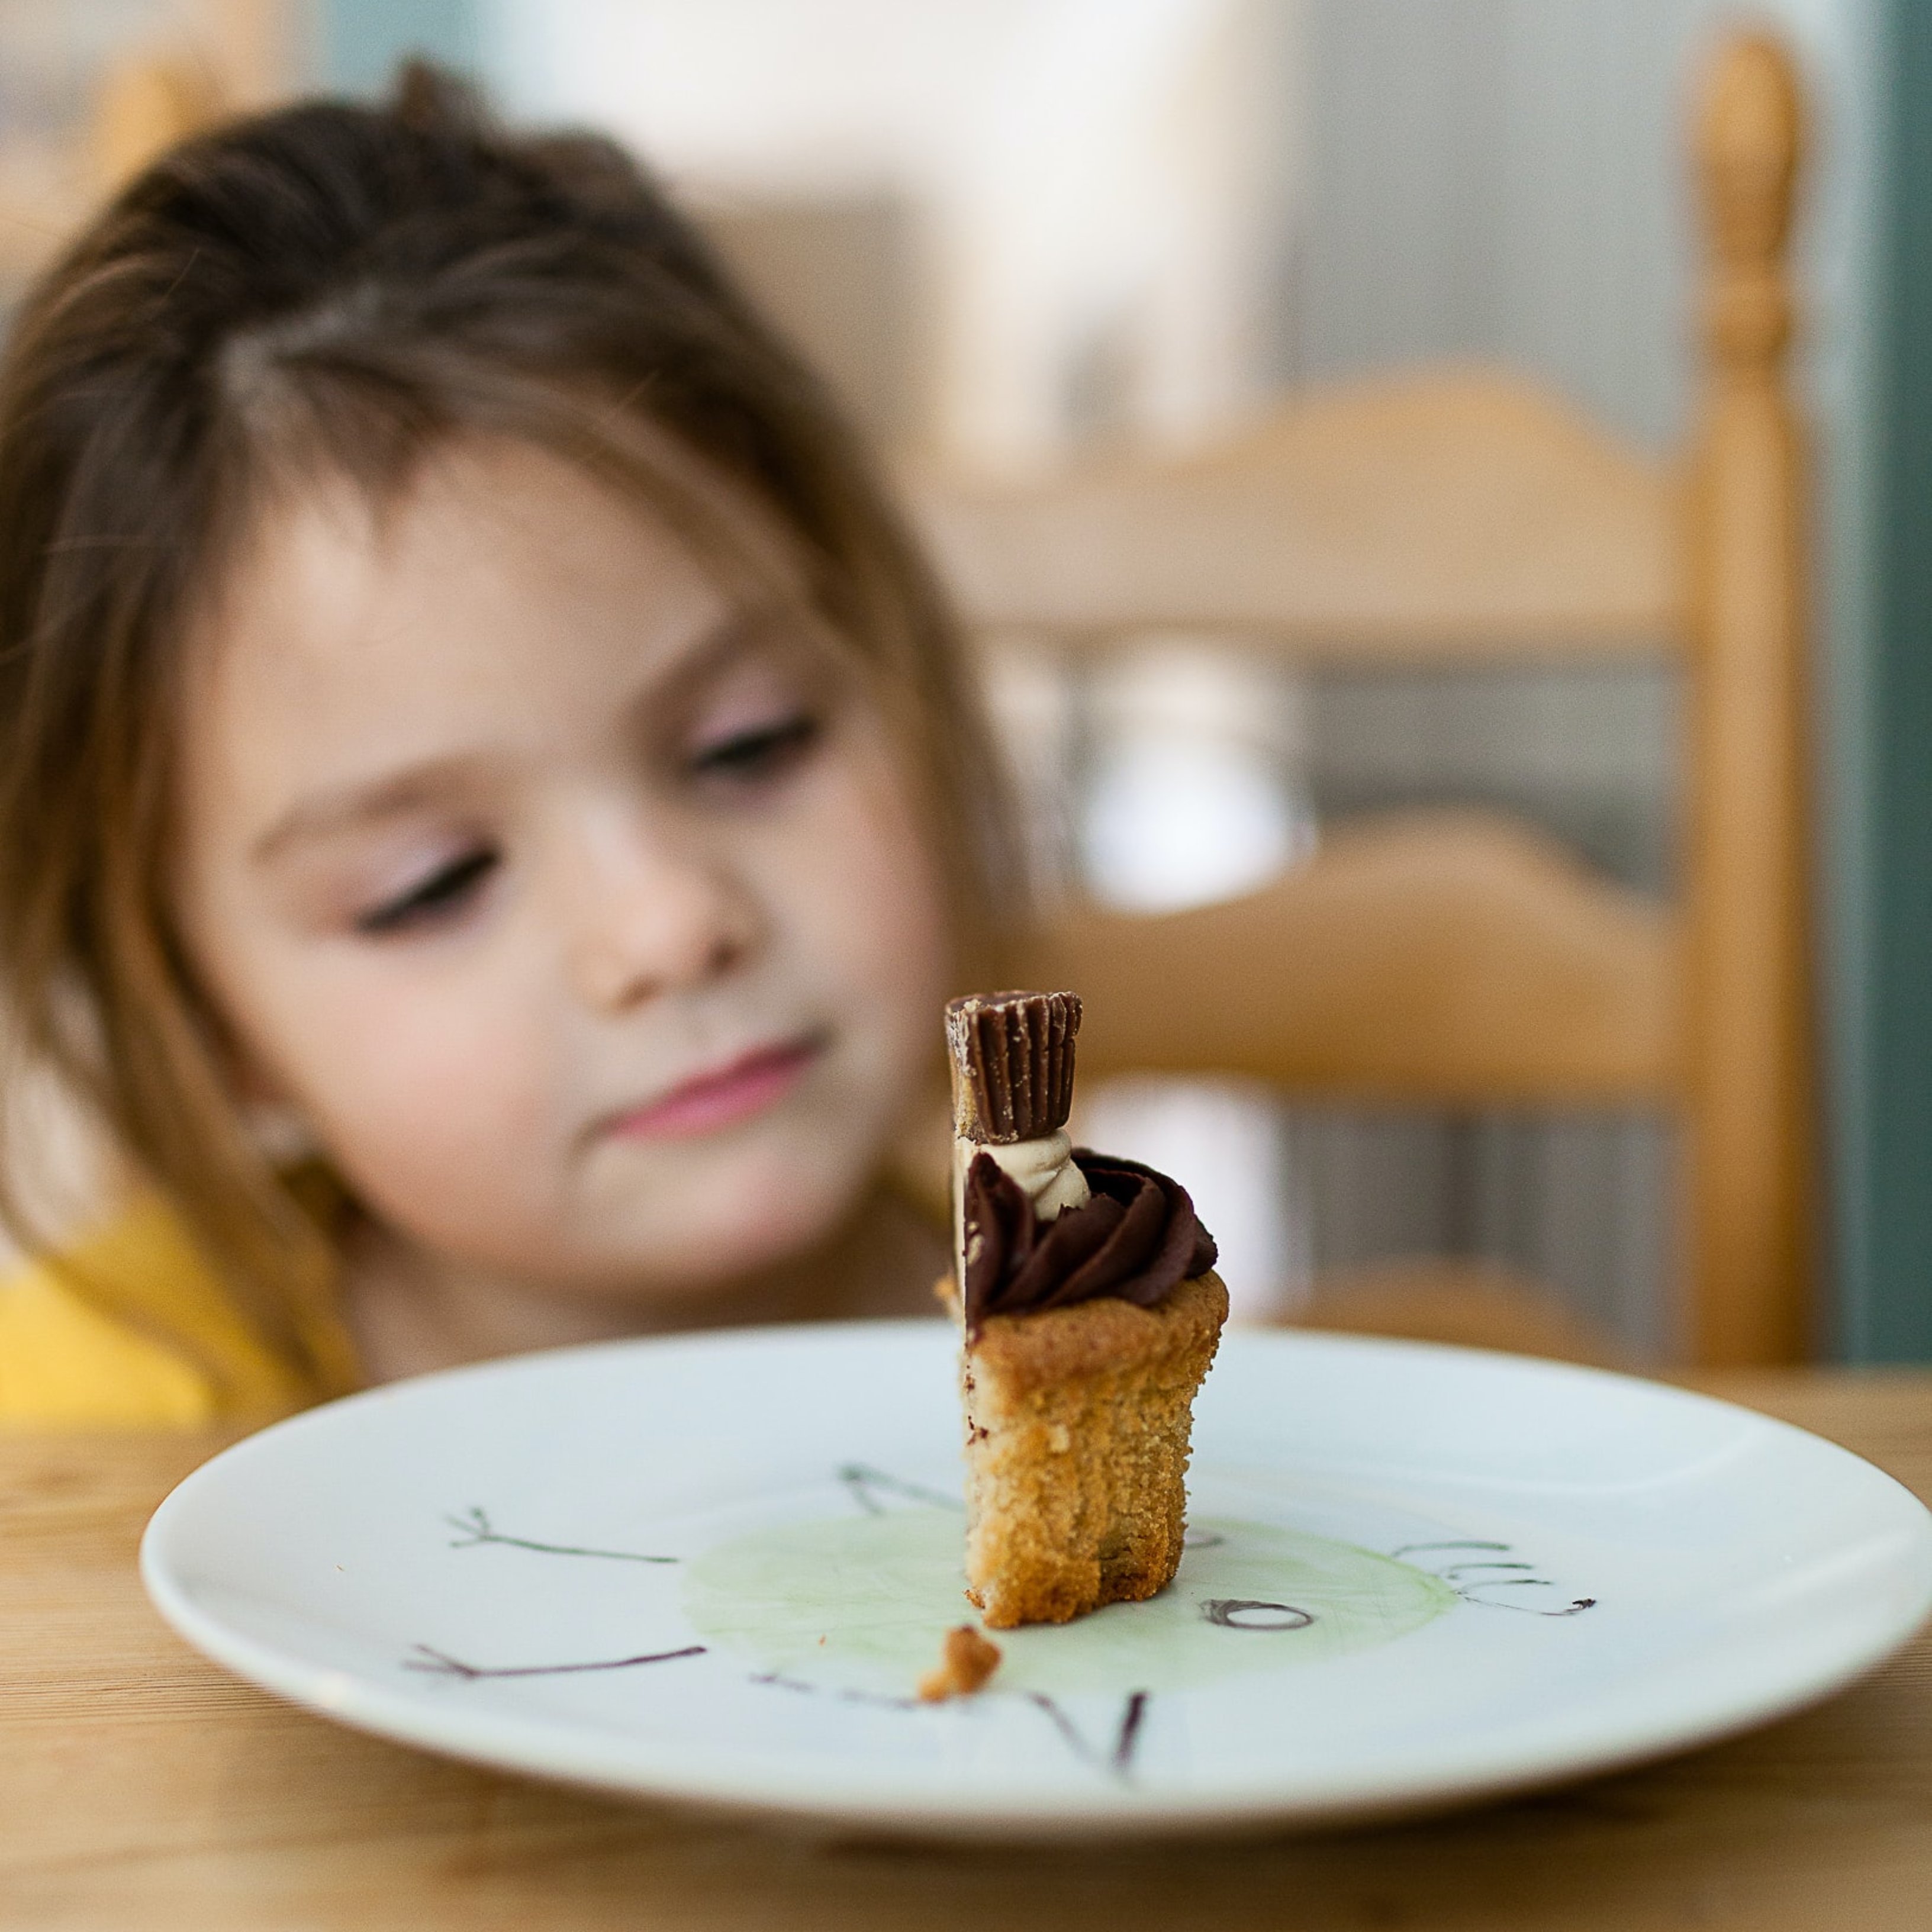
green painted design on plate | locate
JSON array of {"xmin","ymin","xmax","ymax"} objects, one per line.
[{"xmin": 683, "ymin": 1511, "xmax": 1455, "ymax": 1697}]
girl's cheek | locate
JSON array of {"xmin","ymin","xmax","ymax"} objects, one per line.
[
  {"xmin": 276, "ymin": 961, "xmax": 558, "ymax": 1205},
  {"xmin": 784, "ymin": 742, "xmax": 950, "ymax": 1025}
]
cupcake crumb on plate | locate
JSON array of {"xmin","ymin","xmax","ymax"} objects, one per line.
[{"xmin": 917, "ymin": 1625, "xmax": 1002, "ymax": 1701}]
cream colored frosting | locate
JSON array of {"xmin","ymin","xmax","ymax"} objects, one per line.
[
  {"xmin": 988, "ymin": 1129, "xmax": 1090, "ymax": 1220},
  {"xmin": 951, "ymin": 1129, "xmax": 1091, "ymax": 1294}
]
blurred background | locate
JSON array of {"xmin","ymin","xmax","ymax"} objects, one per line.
[{"xmin": 1, "ymin": 0, "xmax": 1920, "ymax": 1363}]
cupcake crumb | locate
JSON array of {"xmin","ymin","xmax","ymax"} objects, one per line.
[{"xmin": 916, "ymin": 1624, "xmax": 1002, "ymax": 1701}]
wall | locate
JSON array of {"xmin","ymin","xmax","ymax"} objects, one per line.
[
  {"xmin": 314, "ymin": 0, "xmax": 481, "ymax": 94},
  {"xmin": 1856, "ymin": 0, "xmax": 1932, "ymax": 1358}
]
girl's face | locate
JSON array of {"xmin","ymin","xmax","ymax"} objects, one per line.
[{"xmin": 174, "ymin": 438, "xmax": 951, "ymax": 1301}]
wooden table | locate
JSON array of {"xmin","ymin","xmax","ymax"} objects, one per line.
[{"xmin": 5, "ymin": 1371, "xmax": 1931, "ymax": 1931}]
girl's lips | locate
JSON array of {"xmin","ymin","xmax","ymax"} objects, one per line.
[{"xmin": 603, "ymin": 1036, "xmax": 823, "ymax": 1142}]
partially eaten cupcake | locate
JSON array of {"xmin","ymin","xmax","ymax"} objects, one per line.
[{"xmin": 942, "ymin": 990, "xmax": 1227, "ymax": 1628}]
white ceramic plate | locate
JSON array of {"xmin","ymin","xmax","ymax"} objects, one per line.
[{"xmin": 143, "ymin": 1321, "xmax": 1932, "ymax": 1838}]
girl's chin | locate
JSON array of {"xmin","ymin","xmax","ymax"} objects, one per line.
[
  {"xmin": 571, "ymin": 1154, "xmax": 875, "ymax": 1289},
  {"xmin": 376, "ymin": 1128, "xmax": 884, "ymax": 1301},
  {"xmin": 617, "ymin": 1115, "xmax": 872, "ymax": 1203},
  {"xmin": 655, "ymin": 1190, "xmax": 858, "ymax": 1283}
]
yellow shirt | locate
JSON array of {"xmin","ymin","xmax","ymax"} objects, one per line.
[
  {"xmin": 0, "ymin": 1195, "xmax": 353, "ymax": 1427},
  {"xmin": 0, "ymin": 1164, "xmax": 940, "ymax": 1428}
]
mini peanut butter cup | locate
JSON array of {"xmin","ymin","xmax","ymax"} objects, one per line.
[{"xmin": 945, "ymin": 990, "xmax": 1081, "ymax": 1144}]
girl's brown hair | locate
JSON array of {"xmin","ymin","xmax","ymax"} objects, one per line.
[{"xmin": 0, "ymin": 65, "xmax": 1017, "ymax": 1398}]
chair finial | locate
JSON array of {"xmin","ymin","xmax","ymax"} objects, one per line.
[{"xmin": 1695, "ymin": 32, "xmax": 1802, "ymax": 369}]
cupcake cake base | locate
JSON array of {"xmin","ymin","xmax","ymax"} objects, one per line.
[{"xmin": 946, "ymin": 1269, "xmax": 1229, "ymax": 1628}]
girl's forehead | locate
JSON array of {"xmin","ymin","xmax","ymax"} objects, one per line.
[
  {"xmin": 207, "ymin": 429, "xmax": 810, "ymax": 656},
  {"xmin": 179, "ymin": 440, "xmax": 814, "ymax": 830}
]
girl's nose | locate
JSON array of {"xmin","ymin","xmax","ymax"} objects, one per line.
[{"xmin": 564, "ymin": 813, "xmax": 759, "ymax": 1013}]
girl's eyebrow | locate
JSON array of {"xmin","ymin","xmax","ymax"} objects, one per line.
[
  {"xmin": 247, "ymin": 605, "xmax": 793, "ymax": 866},
  {"xmin": 250, "ymin": 758, "xmax": 488, "ymax": 865}
]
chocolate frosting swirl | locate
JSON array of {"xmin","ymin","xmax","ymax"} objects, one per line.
[{"xmin": 961, "ymin": 1148, "xmax": 1218, "ymax": 1334}]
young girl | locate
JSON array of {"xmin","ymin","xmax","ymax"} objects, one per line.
[{"xmin": 0, "ymin": 66, "xmax": 1019, "ymax": 1425}]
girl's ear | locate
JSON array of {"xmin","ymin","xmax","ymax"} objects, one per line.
[
  {"xmin": 196, "ymin": 992, "xmax": 324, "ymax": 1161},
  {"xmin": 227, "ymin": 1049, "xmax": 322, "ymax": 1164},
  {"xmin": 240, "ymin": 1097, "xmax": 323, "ymax": 1167}
]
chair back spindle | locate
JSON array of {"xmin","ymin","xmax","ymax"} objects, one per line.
[{"xmin": 1683, "ymin": 35, "xmax": 1813, "ymax": 1363}]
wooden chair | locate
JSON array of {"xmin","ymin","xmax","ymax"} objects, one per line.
[
  {"xmin": 90, "ymin": 56, "xmax": 223, "ymax": 194},
  {"xmin": 907, "ymin": 32, "xmax": 1812, "ymax": 1369},
  {"xmin": 0, "ymin": 53, "xmax": 225, "ymax": 294},
  {"xmin": 0, "ymin": 0, "xmax": 298, "ymax": 292}
]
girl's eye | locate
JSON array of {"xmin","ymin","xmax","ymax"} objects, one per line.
[
  {"xmin": 355, "ymin": 848, "xmax": 500, "ymax": 936},
  {"xmin": 688, "ymin": 712, "xmax": 820, "ymax": 784}
]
